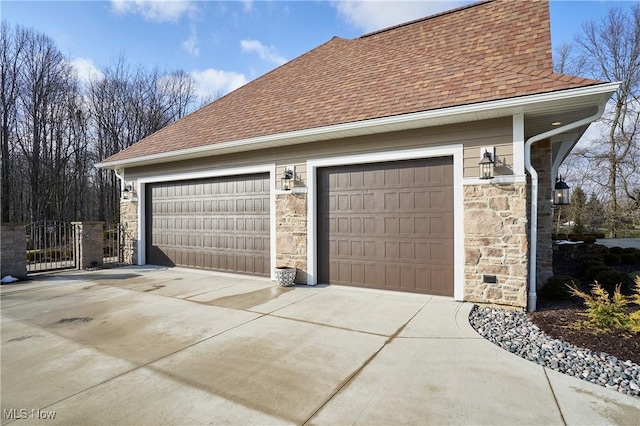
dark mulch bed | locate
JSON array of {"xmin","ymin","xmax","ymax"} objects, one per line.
[
  {"xmin": 528, "ymin": 298, "xmax": 640, "ymax": 365},
  {"xmin": 526, "ymin": 243, "xmax": 640, "ymax": 366}
]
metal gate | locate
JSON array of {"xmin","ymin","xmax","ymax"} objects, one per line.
[
  {"xmin": 26, "ymin": 221, "xmax": 75, "ymax": 273},
  {"xmin": 103, "ymin": 223, "xmax": 125, "ymax": 265}
]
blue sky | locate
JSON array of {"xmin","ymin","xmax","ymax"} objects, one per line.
[{"xmin": 2, "ymin": 1, "xmax": 636, "ymax": 102}]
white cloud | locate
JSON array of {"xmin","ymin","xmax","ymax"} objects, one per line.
[
  {"xmin": 243, "ymin": 0, "xmax": 253, "ymax": 13},
  {"xmin": 110, "ymin": 0, "xmax": 196, "ymax": 23},
  {"xmin": 71, "ymin": 58, "xmax": 104, "ymax": 84},
  {"xmin": 240, "ymin": 40, "xmax": 287, "ymax": 66},
  {"xmin": 182, "ymin": 26, "xmax": 199, "ymax": 57},
  {"xmin": 331, "ymin": 0, "xmax": 469, "ymax": 33},
  {"xmin": 190, "ymin": 68, "xmax": 248, "ymax": 100}
]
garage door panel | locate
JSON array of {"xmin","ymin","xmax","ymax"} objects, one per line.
[
  {"xmin": 318, "ymin": 158, "xmax": 454, "ymax": 296},
  {"xmin": 147, "ymin": 173, "xmax": 270, "ymax": 277}
]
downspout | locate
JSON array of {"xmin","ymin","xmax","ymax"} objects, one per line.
[
  {"xmin": 524, "ymin": 102, "xmax": 607, "ymax": 312},
  {"xmin": 114, "ymin": 169, "xmax": 125, "ymax": 196}
]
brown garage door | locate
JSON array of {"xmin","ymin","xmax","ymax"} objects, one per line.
[
  {"xmin": 146, "ymin": 173, "xmax": 270, "ymax": 277},
  {"xmin": 317, "ymin": 157, "xmax": 454, "ymax": 296}
]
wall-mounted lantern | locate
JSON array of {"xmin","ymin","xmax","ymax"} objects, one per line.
[
  {"xmin": 553, "ymin": 176, "xmax": 570, "ymax": 205},
  {"xmin": 122, "ymin": 183, "xmax": 134, "ymax": 200},
  {"xmin": 479, "ymin": 148, "xmax": 495, "ymax": 180},
  {"xmin": 281, "ymin": 168, "xmax": 294, "ymax": 191}
]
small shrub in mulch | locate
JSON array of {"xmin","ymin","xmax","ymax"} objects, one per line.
[
  {"xmin": 539, "ymin": 275, "xmax": 580, "ymax": 300},
  {"xmin": 583, "ymin": 235, "xmax": 597, "ymax": 244},
  {"xmin": 568, "ymin": 283, "xmax": 637, "ymax": 333}
]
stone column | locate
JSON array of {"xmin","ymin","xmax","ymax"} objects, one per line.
[
  {"xmin": 1, "ymin": 223, "xmax": 27, "ymax": 279},
  {"xmin": 120, "ymin": 200, "xmax": 138, "ymax": 264},
  {"xmin": 72, "ymin": 222, "xmax": 105, "ymax": 270},
  {"xmin": 530, "ymin": 140, "xmax": 553, "ymax": 287},
  {"xmin": 275, "ymin": 193, "xmax": 307, "ymax": 284},
  {"xmin": 464, "ymin": 183, "xmax": 529, "ymax": 308}
]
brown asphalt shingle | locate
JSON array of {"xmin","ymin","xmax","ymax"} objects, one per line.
[{"xmin": 103, "ymin": 0, "xmax": 602, "ymax": 164}]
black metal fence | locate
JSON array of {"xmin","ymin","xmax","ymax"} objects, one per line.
[
  {"xmin": 24, "ymin": 222, "xmax": 127, "ymax": 274},
  {"xmin": 26, "ymin": 221, "xmax": 75, "ymax": 273},
  {"xmin": 103, "ymin": 223, "xmax": 125, "ymax": 265}
]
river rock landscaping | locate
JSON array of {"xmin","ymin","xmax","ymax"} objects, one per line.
[
  {"xmin": 470, "ymin": 305, "xmax": 640, "ymax": 397},
  {"xmin": 469, "ymin": 241, "xmax": 640, "ymax": 398}
]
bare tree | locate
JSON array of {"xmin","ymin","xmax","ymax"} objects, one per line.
[
  {"xmin": 87, "ymin": 58, "xmax": 197, "ymax": 222},
  {"xmin": 0, "ymin": 22, "xmax": 26, "ymax": 222},
  {"xmin": 1, "ymin": 22, "xmax": 197, "ymax": 225},
  {"xmin": 561, "ymin": 5, "xmax": 640, "ymax": 236},
  {"xmin": 2, "ymin": 23, "xmax": 77, "ymax": 221},
  {"xmin": 553, "ymin": 42, "xmax": 586, "ymax": 75}
]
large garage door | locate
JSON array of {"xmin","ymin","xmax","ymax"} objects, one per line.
[
  {"xmin": 146, "ymin": 173, "xmax": 270, "ymax": 277},
  {"xmin": 317, "ymin": 157, "xmax": 454, "ymax": 296}
]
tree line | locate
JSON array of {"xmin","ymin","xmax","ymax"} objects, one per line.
[
  {"xmin": 554, "ymin": 4, "xmax": 640, "ymax": 237},
  {"xmin": 1, "ymin": 21, "xmax": 197, "ymax": 225},
  {"xmin": 2, "ymin": 4, "xmax": 639, "ymax": 236}
]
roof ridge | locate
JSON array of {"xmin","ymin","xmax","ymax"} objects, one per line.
[{"xmin": 359, "ymin": 0, "xmax": 494, "ymax": 39}]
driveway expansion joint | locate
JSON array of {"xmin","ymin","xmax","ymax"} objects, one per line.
[{"xmin": 301, "ymin": 298, "xmax": 429, "ymax": 425}]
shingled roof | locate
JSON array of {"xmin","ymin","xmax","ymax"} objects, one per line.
[{"xmin": 102, "ymin": 0, "xmax": 601, "ymax": 164}]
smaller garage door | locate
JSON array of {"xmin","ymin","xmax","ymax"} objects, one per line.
[
  {"xmin": 146, "ymin": 173, "xmax": 270, "ymax": 277},
  {"xmin": 317, "ymin": 157, "xmax": 454, "ymax": 296}
]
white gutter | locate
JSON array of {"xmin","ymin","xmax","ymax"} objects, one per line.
[
  {"xmin": 96, "ymin": 83, "xmax": 620, "ymax": 170},
  {"xmin": 114, "ymin": 169, "xmax": 124, "ymax": 195},
  {"xmin": 524, "ymin": 100, "xmax": 608, "ymax": 312}
]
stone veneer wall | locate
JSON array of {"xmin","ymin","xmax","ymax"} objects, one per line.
[
  {"xmin": 120, "ymin": 199, "xmax": 138, "ymax": 265},
  {"xmin": 275, "ymin": 193, "xmax": 307, "ymax": 284},
  {"xmin": 72, "ymin": 222, "xmax": 105, "ymax": 269},
  {"xmin": 464, "ymin": 183, "xmax": 529, "ymax": 308},
  {"xmin": 1, "ymin": 223, "xmax": 27, "ymax": 279},
  {"xmin": 530, "ymin": 140, "xmax": 553, "ymax": 287}
]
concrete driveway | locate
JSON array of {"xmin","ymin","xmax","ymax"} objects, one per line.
[{"xmin": 1, "ymin": 266, "xmax": 639, "ymax": 425}]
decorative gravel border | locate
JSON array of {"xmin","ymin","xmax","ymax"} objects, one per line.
[{"xmin": 469, "ymin": 305, "xmax": 640, "ymax": 398}]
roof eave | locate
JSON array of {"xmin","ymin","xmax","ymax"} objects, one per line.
[{"xmin": 96, "ymin": 82, "xmax": 619, "ymax": 171}]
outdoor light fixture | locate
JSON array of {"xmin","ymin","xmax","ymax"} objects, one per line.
[
  {"xmin": 553, "ymin": 176, "xmax": 570, "ymax": 205},
  {"xmin": 122, "ymin": 184, "xmax": 133, "ymax": 200},
  {"xmin": 479, "ymin": 149, "xmax": 495, "ymax": 180},
  {"xmin": 281, "ymin": 168, "xmax": 294, "ymax": 191}
]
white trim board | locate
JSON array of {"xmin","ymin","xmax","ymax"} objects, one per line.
[
  {"xmin": 306, "ymin": 144, "xmax": 465, "ymax": 301},
  {"xmin": 462, "ymin": 175, "xmax": 527, "ymax": 185},
  {"xmin": 97, "ymin": 83, "xmax": 619, "ymax": 170},
  {"xmin": 136, "ymin": 164, "xmax": 277, "ymax": 280}
]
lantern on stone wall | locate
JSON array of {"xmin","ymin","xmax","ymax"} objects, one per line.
[
  {"xmin": 122, "ymin": 184, "xmax": 133, "ymax": 200},
  {"xmin": 479, "ymin": 149, "xmax": 495, "ymax": 180},
  {"xmin": 553, "ymin": 176, "xmax": 570, "ymax": 205},
  {"xmin": 281, "ymin": 168, "xmax": 294, "ymax": 191}
]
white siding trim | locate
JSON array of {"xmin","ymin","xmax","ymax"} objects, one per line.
[
  {"xmin": 462, "ymin": 175, "xmax": 527, "ymax": 185},
  {"xmin": 136, "ymin": 164, "xmax": 277, "ymax": 279},
  {"xmin": 306, "ymin": 144, "xmax": 465, "ymax": 301},
  {"xmin": 137, "ymin": 181, "xmax": 145, "ymax": 265},
  {"xmin": 513, "ymin": 113, "xmax": 525, "ymax": 175},
  {"xmin": 97, "ymin": 82, "xmax": 619, "ymax": 170}
]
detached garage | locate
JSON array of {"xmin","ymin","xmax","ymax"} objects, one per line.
[
  {"xmin": 145, "ymin": 173, "xmax": 271, "ymax": 277},
  {"xmin": 98, "ymin": 0, "xmax": 617, "ymax": 310}
]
